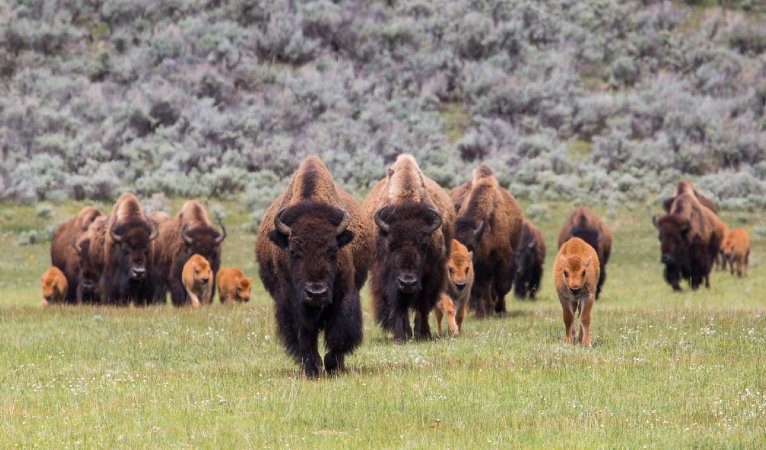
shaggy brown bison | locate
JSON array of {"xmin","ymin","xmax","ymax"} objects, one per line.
[
  {"xmin": 100, "ymin": 193, "xmax": 159, "ymax": 306},
  {"xmin": 433, "ymin": 239, "xmax": 474, "ymax": 337},
  {"xmin": 554, "ymin": 237, "xmax": 600, "ymax": 346},
  {"xmin": 450, "ymin": 165, "xmax": 522, "ymax": 317},
  {"xmin": 514, "ymin": 219, "xmax": 546, "ymax": 300},
  {"xmin": 154, "ymin": 201, "xmax": 226, "ymax": 306},
  {"xmin": 362, "ymin": 154, "xmax": 455, "ymax": 343},
  {"xmin": 662, "ymin": 181, "xmax": 717, "ymax": 214},
  {"xmin": 216, "ymin": 268, "xmax": 252, "ymax": 303},
  {"xmin": 722, "ymin": 228, "xmax": 750, "ymax": 278},
  {"xmin": 653, "ymin": 192, "xmax": 726, "ymax": 291},
  {"xmin": 73, "ymin": 216, "xmax": 107, "ymax": 303},
  {"xmin": 50, "ymin": 206, "xmax": 103, "ymax": 303},
  {"xmin": 40, "ymin": 266, "xmax": 68, "ymax": 307},
  {"xmin": 558, "ymin": 207, "xmax": 612, "ymax": 299},
  {"xmin": 256, "ymin": 156, "xmax": 371, "ymax": 377},
  {"xmin": 182, "ymin": 254, "xmax": 213, "ymax": 308}
]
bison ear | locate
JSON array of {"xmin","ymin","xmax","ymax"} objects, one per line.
[
  {"xmin": 584, "ymin": 256, "xmax": 592, "ymax": 268},
  {"xmin": 468, "ymin": 251, "xmax": 473, "ymax": 259},
  {"xmin": 652, "ymin": 215, "xmax": 659, "ymax": 229},
  {"xmin": 267, "ymin": 229, "xmax": 290, "ymax": 249},
  {"xmin": 661, "ymin": 197, "xmax": 673, "ymax": 213},
  {"xmin": 337, "ymin": 230, "xmax": 355, "ymax": 248}
]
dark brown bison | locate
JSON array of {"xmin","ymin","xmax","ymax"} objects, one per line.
[
  {"xmin": 100, "ymin": 193, "xmax": 159, "ymax": 306},
  {"xmin": 449, "ymin": 165, "xmax": 522, "ymax": 317},
  {"xmin": 653, "ymin": 192, "xmax": 726, "ymax": 291},
  {"xmin": 362, "ymin": 154, "xmax": 455, "ymax": 343},
  {"xmin": 256, "ymin": 156, "xmax": 371, "ymax": 377},
  {"xmin": 513, "ymin": 218, "xmax": 546, "ymax": 300},
  {"xmin": 154, "ymin": 201, "xmax": 226, "ymax": 306},
  {"xmin": 73, "ymin": 216, "xmax": 107, "ymax": 303},
  {"xmin": 50, "ymin": 206, "xmax": 103, "ymax": 303},
  {"xmin": 558, "ymin": 207, "xmax": 612, "ymax": 300}
]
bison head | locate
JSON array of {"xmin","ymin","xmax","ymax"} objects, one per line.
[
  {"xmin": 110, "ymin": 219, "xmax": 158, "ymax": 280},
  {"xmin": 570, "ymin": 226, "xmax": 601, "ymax": 256},
  {"xmin": 514, "ymin": 238, "xmax": 537, "ymax": 276},
  {"xmin": 454, "ymin": 217, "xmax": 485, "ymax": 253},
  {"xmin": 181, "ymin": 218, "xmax": 226, "ymax": 271},
  {"xmin": 268, "ymin": 202, "xmax": 354, "ymax": 307},
  {"xmin": 447, "ymin": 240, "xmax": 472, "ymax": 292},
  {"xmin": 236, "ymin": 276, "xmax": 253, "ymax": 302},
  {"xmin": 374, "ymin": 203, "xmax": 442, "ymax": 295},
  {"xmin": 72, "ymin": 237, "xmax": 99, "ymax": 295},
  {"xmin": 559, "ymin": 254, "xmax": 592, "ymax": 295},
  {"xmin": 653, "ymin": 214, "xmax": 690, "ymax": 266}
]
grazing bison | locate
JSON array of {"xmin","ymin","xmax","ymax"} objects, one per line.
[
  {"xmin": 558, "ymin": 207, "xmax": 612, "ymax": 300},
  {"xmin": 722, "ymin": 228, "xmax": 750, "ymax": 278},
  {"xmin": 362, "ymin": 154, "xmax": 455, "ymax": 343},
  {"xmin": 216, "ymin": 268, "xmax": 252, "ymax": 303},
  {"xmin": 256, "ymin": 156, "xmax": 371, "ymax": 377},
  {"xmin": 40, "ymin": 266, "xmax": 68, "ymax": 307},
  {"xmin": 154, "ymin": 201, "xmax": 226, "ymax": 307},
  {"xmin": 182, "ymin": 254, "xmax": 213, "ymax": 307},
  {"xmin": 653, "ymin": 192, "xmax": 726, "ymax": 291},
  {"xmin": 449, "ymin": 165, "xmax": 522, "ymax": 317},
  {"xmin": 100, "ymin": 193, "xmax": 159, "ymax": 306},
  {"xmin": 554, "ymin": 237, "xmax": 600, "ymax": 346},
  {"xmin": 513, "ymin": 219, "xmax": 546, "ymax": 300},
  {"xmin": 50, "ymin": 206, "xmax": 103, "ymax": 303},
  {"xmin": 433, "ymin": 239, "xmax": 474, "ymax": 337}
]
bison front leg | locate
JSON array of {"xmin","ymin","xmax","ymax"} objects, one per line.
[
  {"xmin": 298, "ymin": 326, "xmax": 322, "ymax": 378},
  {"xmin": 391, "ymin": 303, "xmax": 413, "ymax": 344},
  {"xmin": 323, "ymin": 293, "xmax": 363, "ymax": 375},
  {"xmin": 433, "ymin": 306, "xmax": 444, "ymax": 337},
  {"xmin": 578, "ymin": 295, "xmax": 595, "ymax": 347},
  {"xmin": 413, "ymin": 305, "xmax": 432, "ymax": 340},
  {"xmin": 561, "ymin": 301, "xmax": 575, "ymax": 345},
  {"xmin": 664, "ymin": 265, "xmax": 682, "ymax": 292}
]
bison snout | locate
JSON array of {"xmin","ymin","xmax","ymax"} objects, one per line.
[
  {"xmin": 303, "ymin": 282, "xmax": 330, "ymax": 306},
  {"xmin": 454, "ymin": 281, "xmax": 467, "ymax": 291},
  {"xmin": 44, "ymin": 295, "xmax": 53, "ymax": 302},
  {"xmin": 569, "ymin": 286, "xmax": 582, "ymax": 295},
  {"xmin": 660, "ymin": 254, "xmax": 673, "ymax": 264},
  {"xmin": 81, "ymin": 279, "xmax": 95, "ymax": 291},
  {"xmin": 130, "ymin": 267, "xmax": 146, "ymax": 280},
  {"xmin": 397, "ymin": 275, "xmax": 419, "ymax": 293},
  {"xmin": 201, "ymin": 277, "xmax": 210, "ymax": 285}
]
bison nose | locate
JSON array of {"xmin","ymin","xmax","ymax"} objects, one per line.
[
  {"xmin": 397, "ymin": 275, "xmax": 419, "ymax": 292},
  {"xmin": 304, "ymin": 283, "xmax": 328, "ymax": 298},
  {"xmin": 454, "ymin": 281, "xmax": 466, "ymax": 291},
  {"xmin": 44, "ymin": 295, "xmax": 53, "ymax": 302},
  {"xmin": 201, "ymin": 277, "xmax": 209, "ymax": 285},
  {"xmin": 81, "ymin": 279, "xmax": 95, "ymax": 290},
  {"xmin": 661, "ymin": 254, "xmax": 673, "ymax": 264},
  {"xmin": 569, "ymin": 286, "xmax": 582, "ymax": 295},
  {"xmin": 131, "ymin": 267, "xmax": 146, "ymax": 279}
]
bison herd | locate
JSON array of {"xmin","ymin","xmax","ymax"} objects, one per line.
[{"xmin": 41, "ymin": 155, "xmax": 752, "ymax": 377}]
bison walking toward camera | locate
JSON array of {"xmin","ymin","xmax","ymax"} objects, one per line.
[
  {"xmin": 558, "ymin": 207, "xmax": 612, "ymax": 299},
  {"xmin": 256, "ymin": 156, "xmax": 371, "ymax": 377},
  {"xmin": 450, "ymin": 165, "xmax": 522, "ymax": 317},
  {"xmin": 50, "ymin": 206, "xmax": 103, "ymax": 303},
  {"xmin": 554, "ymin": 237, "xmax": 599, "ymax": 346},
  {"xmin": 363, "ymin": 154, "xmax": 455, "ymax": 343},
  {"xmin": 433, "ymin": 239, "xmax": 474, "ymax": 337},
  {"xmin": 513, "ymin": 219, "xmax": 546, "ymax": 300}
]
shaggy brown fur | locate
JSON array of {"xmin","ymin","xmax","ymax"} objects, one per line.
[
  {"xmin": 182, "ymin": 254, "xmax": 213, "ymax": 308},
  {"xmin": 255, "ymin": 155, "xmax": 369, "ymax": 377},
  {"xmin": 653, "ymin": 192, "xmax": 726, "ymax": 291},
  {"xmin": 433, "ymin": 239, "xmax": 474, "ymax": 336},
  {"xmin": 450, "ymin": 165, "xmax": 522, "ymax": 317},
  {"xmin": 40, "ymin": 266, "xmax": 68, "ymax": 307},
  {"xmin": 362, "ymin": 154, "xmax": 455, "ymax": 343},
  {"xmin": 722, "ymin": 228, "xmax": 750, "ymax": 277},
  {"xmin": 514, "ymin": 218, "xmax": 546, "ymax": 300},
  {"xmin": 557, "ymin": 207, "xmax": 612, "ymax": 299},
  {"xmin": 216, "ymin": 268, "xmax": 252, "ymax": 303},
  {"xmin": 553, "ymin": 237, "xmax": 600, "ymax": 346},
  {"xmin": 154, "ymin": 200, "xmax": 225, "ymax": 306},
  {"xmin": 50, "ymin": 206, "xmax": 103, "ymax": 303},
  {"xmin": 662, "ymin": 181, "xmax": 718, "ymax": 214}
]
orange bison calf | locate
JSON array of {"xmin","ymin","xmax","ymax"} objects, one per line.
[
  {"xmin": 40, "ymin": 267, "xmax": 68, "ymax": 307},
  {"xmin": 722, "ymin": 229, "xmax": 750, "ymax": 278},
  {"xmin": 433, "ymin": 240, "xmax": 474, "ymax": 337},
  {"xmin": 216, "ymin": 268, "xmax": 252, "ymax": 303},
  {"xmin": 553, "ymin": 237, "xmax": 600, "ymax": 346},
  {"xmin": 182, "ymin": 254, "xmax": 213, "ymax": 308}
]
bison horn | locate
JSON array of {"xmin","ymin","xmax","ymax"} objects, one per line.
[
  {"xmin": 335, "ymin": 209, "xmax": 351, "ymax": 235},
  {"xmin": 475, "ymin": 220, "xmax": 485, "ymax": 237},
  {"xmin": 373, "ymin": 207, "xmax": 390, "ymax": 233},
  {"xmin": 148, "ymin": 221, "xmax": 159, "ymax": 241},
  {"xmin": 426, "ymin": 208, "xmax": 443, "ymax": 234},
  {"xmin": 71, "ymin": 236, "xmax": 81, "ymax": 253},
  {"xmin": 214, "ymin": 217, "xmax": 227, "ymax": 244},
  {"xmin": 652, "ymin": 215, "xmax": 659, "ymax": 229},
  {"xmin": 109, "ymin": 226, "xmax": 123, "ymax": 243},
  {"xmin": 181, "ymin": 224, "xmax": 194, "ymax": 245},
  {"xmin": 274, "ymin": 208, "xmax": 292, "ymax": 236}
]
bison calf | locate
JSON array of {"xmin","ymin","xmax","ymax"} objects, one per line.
[
  {"xmin": 182, "ymin": 254, "xmax": 213, "ymax": 308},
  {"xmin": 433, "ymin": 240, "xmax": 474, "ymax": 336},
  {"xmin": 553, "ymin": 237, "xmax": 600, "ymax": 346},
  {"xmin": 216, "ymin": 268, "xmax": 252, "ymax": 303},
  {"xmin": 40, "ymin": 267, "xmax": 68, "ymax": 307},
  {"xmin": 722, "ymin": 228, "xmax": 750, "ymax": 278}
]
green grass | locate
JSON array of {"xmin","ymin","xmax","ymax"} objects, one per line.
[{"xmin": 1, "ymin": 199, "xmax": 765, "ymax": 447}]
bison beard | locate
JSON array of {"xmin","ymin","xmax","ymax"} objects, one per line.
[
  {"xmin": 261, "ymin": 202, "xmax": 362, "ymax": 378},
  {"xmin": 370, "ymin": 203, "xmax": 446, "ymax": 343}
]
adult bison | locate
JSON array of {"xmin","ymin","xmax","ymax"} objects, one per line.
[
  {"xmin": 50, "ymin": 206, "xmax": 103, "ymax": 303},
  {"xmin": 362, "ymin": 154, "xmax": 454, "ymax": 343},
  {"xmin": 100, "ymin": 193, "xmax": 159, "ymax": 306},
  {"xmin": 154, "ymin": 201, "xmax": 226, "ymax": 306},
  {"xmin": 450, "ymin": 165, "xmax": 522, "ymax": 317},
  {"xmin": 662, "ymin": 181, "xmax": 717, "ymax": 214},
  {"xmin": 513, "ymin": 218, "xmax": 546, "ymax": 300},
  {"xmin": 653, "ymin": 192, "xmax": 726, "ymax": 291},
  {"xmin": 73, "ymin": 216, "xmax": 108, "ymax": 303},
  {"xmin": 256, "ymin": 156, "xmax": 371, "ymax": 377},
  {"xmin": 558, "ymin": 207, "xmax": 612, "ymax": 300}
]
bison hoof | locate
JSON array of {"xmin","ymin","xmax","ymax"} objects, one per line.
[{"xmin": 324, "ymin": 353, "xmax": 346, "ymax": 375}]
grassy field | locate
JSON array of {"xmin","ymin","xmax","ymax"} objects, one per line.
[{"xmin": 1, "ymin": 198, "xmax": 765, "ymax": 447}]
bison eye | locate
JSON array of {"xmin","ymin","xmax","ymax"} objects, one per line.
[
  {"xmin": 563, "ymin": 271, "xmax": 568, "ymax": 278},
  {"xmin": 448, "ymin": 268, "xmax": 453, "ymax": 276},
  {"xmin": 465, "ymin": 267, "xmax": 469, "ymax": 275},
  {"xmin": 289, "ymin": 249, "xmax": 302, "ymax": 260},
  {"xmin": 582, "ymin": 271, "xmax": 586, "ymax": 278}
]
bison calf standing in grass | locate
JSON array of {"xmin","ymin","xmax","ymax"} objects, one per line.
[
  {"xmin": 554, "ymin": 237, "xmax": 600, "ymax": 346},
  {"xmin": 433, "ymin": 240, "xmax": 474, "ymax": 337},
  {"xmin": 513, "ymin": 219, "xmax": 546, "ymax": 300},
  {"xmin": 216, "ymin": 268, "xmax": 252, "ymax": 303},
  {"xmin": 256, "ymin": 156, "xmax": 371, "ymax": 377},
  {"xmin": 558, "ymin": 207, "xmax": 611, "ymax": 300},
  {"xmin": 182, "ymin": 254, "xmax": 213, "ymax": 308},
  {"xmin": 722, "ymin": 229, "xmax": 750, "ymax": 278},
  {"xmin": 40, "ymin": 267, "xmax": 68, "ymax": 307}
]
